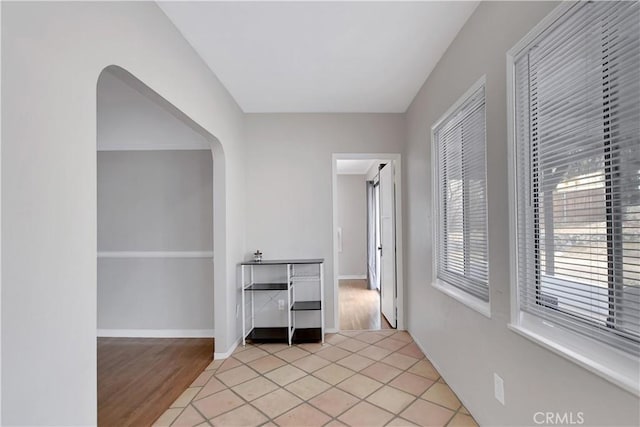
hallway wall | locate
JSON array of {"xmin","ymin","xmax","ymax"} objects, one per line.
[
  {"xmin": 1, "ymin": 2, "xmax": 245, "ymax": 424},
  {"xmin": 244, "ymin": 114, "xmax": 405, "ymax": 331},
  {"xmin": 404, "ymin": 1, "xmax": 640, "ymax": 426},
  {"xmin": 337, "ymin": 174, "xmax": 367, "ymax": 278}
]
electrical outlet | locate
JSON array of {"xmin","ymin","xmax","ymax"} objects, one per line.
[
  {"xmin": 494, "ymin": 373, "xmax": 505, "ymax": 405},
  {"xmin": 278, "ymin": 299, "xmax": 285, "ymax": 311},
  {"xmin": 235, "ymin": 304, "xmax": 239, "ymax": 319}
]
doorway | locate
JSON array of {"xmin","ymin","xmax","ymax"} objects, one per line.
[{"xmin": 332, "ymin": 154, "xmax": 404, "ymax": 332}]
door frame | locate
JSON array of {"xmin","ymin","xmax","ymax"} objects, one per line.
[{"xmin": 331, "ymin": 153, "xmax": 404, "ymax": 331}]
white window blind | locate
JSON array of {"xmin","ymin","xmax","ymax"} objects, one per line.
[
  {"xmin": 434, "ymin": 84, "xmax": 489, "ymax": 302},
  {"xmin": 513, "ymin": 1, "xmax": 640, "ymax": 355}
]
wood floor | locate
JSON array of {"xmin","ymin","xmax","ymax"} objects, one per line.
[
  {"xmin": 339, "ymin": 279, "xmax": 393, "ymax": 330},
  {"xmin": 97, "ymin": 337, "xmax": 213, "ymax": 427}
]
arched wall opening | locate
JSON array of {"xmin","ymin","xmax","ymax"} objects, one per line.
[
  {"xmin": 96, "ymin": 65, "xmax": 229, "ymax": 424},
  {"xmin": 96, "ymin": 65, "xmax": 225, "ymax": 342}
]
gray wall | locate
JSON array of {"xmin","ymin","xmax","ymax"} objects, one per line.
[
  {"xmin": 97, "ymin": 150, "xmax": 214, "ymax": 332},
  {"xmin": 245, "ymin": 113, "xmax": 405, "ymax": 330},
  {"xmin": 337, "ymin": 174, "xmax": 367, "ymax": 277},
  {"xmin": 404, "ymin": 2, "xmax": 640, "ymax": 426},
  {"xmin": 98, "ymin": 151, "xmax": 213, "ymax": 251},
  {"xmin": 2, "ymin": 1, "xmax": 246, "ymax": 423}
]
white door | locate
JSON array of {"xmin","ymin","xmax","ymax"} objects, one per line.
[{"xmin": 379, "ymin": 163, "xmax": 396, "ymax": 328}]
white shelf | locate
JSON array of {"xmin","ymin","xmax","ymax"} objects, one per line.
[{"xmin": 241, "ymin": 259, "xmax": 324, "ymax": 346}]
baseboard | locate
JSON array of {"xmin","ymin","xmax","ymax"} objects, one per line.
[
  {"xmin": 338, "ymin": 275, "xmax": 367, "ymax": 280},
  {"xmin": 97, "ymin": 329, "xmax": 215, "ymax": 338},
  {"xmin": 214, "ymin": 337, "xmax": 241, "ymax": 360},
  {"xmin": 325, "ymin": 328, "xmax": 339, "ymax": 334}
]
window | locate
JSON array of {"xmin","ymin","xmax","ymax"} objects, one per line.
[
  {"xmin": 432, "ymin": 77, "xmax": 489, "ymax": 314},
  {"xmin": 509, "ymin": 1, "xmax": 639, "ymax": 392}
]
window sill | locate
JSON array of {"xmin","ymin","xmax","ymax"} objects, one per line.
[
  {"xmin": 509, "ymin": 312, "xmax": 640, "ymax": 397},
  {"xmin": 432, "ymin": 279, "xmax": 491, "ymax": 318}
]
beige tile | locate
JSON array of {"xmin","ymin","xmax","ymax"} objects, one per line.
[
  {"xmin": 194, "ymin": 422, "xmax": 209, "ymax": 427},
  {"xmin": 380, "ymin": 353, "xmax": 419, "ymax": 370},
  {"xmin": 195, "ymin": 377, "xmax": 227, "ymax": 401},
  {"xmin": 210, "ymin": 404, "xmax": 268, "ymax": 427},
  {"xmin": 152, "ymin": 407, "xmax": 182, "ymax": 426},
  {"xmin": 389, "ymin": 372, "xmax": 435, "ymax": 396},
  {"xmin": 297, "ymin": 342, "xmax": 325, "ymax": 352},
  {"xmin": 259, "ymin": 343, "xmax": 291, "ymax": 354},
  {"xmin": 171, "ymin": 405, "xmax": 205, "ymax": 427},
  {"xmin": 315, "ymin": 345, "xmax": 351, "ymax": 362},
  {"xmin": 400, "ymin": 399, "xmax": 454, "ymax": 427},
  {"xmin": 391, "ymin": 331, "xmax": 413, "ymax": 343},
  {"xmin": 292, "ymin": 354, "xmax": 331, "ymax": 373},
  {"xmin": 273, "ymin": 403, "xmax": 332, "ymax": 427},
  {"xmin": 337, "ymin": 338, "xmax": 369, "ymax": 352},
  {"xmin": 192, "ymin": 389, "xmax": 244, "ymax": 419},
  {"xmin": 246, "ymin": 354, "xmax": 287, "ymax": 374},
  {"xmin": 396, "ymin": 342, "xmax": 425, "ymax": 359},
  {"xmin": 338, "ymin": 401, "xmax": 394, "ymax": 427},
  {"xmin": 285, "ymin": 375, "xmax": 331, "ymax": 400},
  {"xmin": 215, "ymin": 365, "xmax": 259, "ymax": 387},
  {"xmin": 264, "ymin": 364, "xmax": 307, "ymax": 386},
  {"xmin": 308, "ymin": 388, "xmax": 360, "ymax": 417},
  {"xmin": 233, "ymin": 344, "xmax": 252, "ymax": 354},
  {"xmin": 407, "ymin": 359, "xmax": 440, "ymax": 381},
  {"xmin": 190, "ymin": 370, "xmax": 214, "ymax": 387},
  {"xmin": 171, "ymin": 387, "xmax": 202, "ymax": 408},
  {"xmin": 325, "ymin": 333, "xmax": 348, "ymax": 345},
  {"xmin": 233, "ymin": 346, "xmax": 269, "ymax": 363},
  {"xmin": 205, "ymin": 359, "xmax": 223, "ymax": 371},
  {"xmin": 385, "ymin": 417, "xmax": 419, "ymax": 427},
  {"xmin": 251, "ymin": 388, "xmax": 302, "ymax": 419},
  {"xmin": 231, "ymin": 376, "xmax": 279, "ymax": 401},
  {"xmin": 337, "ymin": 353, "xmax": 375, "ymax": 372},
  {"xmin": 324, "ymin": 421, "xmax": 348, "ymax": 427},
  {"xmin": 354, "ymin": 332, "xmax": 387, "ymax": 344},
  {"xmin": 336, "ymin": 373, "xmax": 383, "ymax": 399},
  {"xmin": 376, "ymin": 338, "xmax": 407, "ymax": 351},
  {"xmin": 421, "ymin": 382, "xmax": 461, "ymax": 410},
  {"xmin": 313, "ymin": 364, "xmax": 355, "ymax": 385},
  {"xmin": 358, "ymin": 345, "xmax": 393, "ymax": 361},
  {"xmin": 360, "ymin": 362, "xmax": 403, "ymax": 384},
  {"xmin": 275, "ymin": 346, "xmax": 309, "ymax": 362},
  {"xmin": 447, "ymin": 413, "xmax": 479, "ymax": 427},
  {"xmin": 216, "ymin": 357, "xmax": 242, "ymax": 373},
  {"xmin": 460, "ymin": 405, "xmax": 470, "ymax": 415},
  {"xmin": 366, "ymin": 385, "xmax": 415, "ymax": 414}
]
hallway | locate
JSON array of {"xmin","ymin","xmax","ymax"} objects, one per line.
[
  {"xmin": 339, "ymin": 279, "xmax": 392, "ymax": 331},
  {"xmin": 155, "ymin": 330, "xmax": 478, "ymax": 427}
]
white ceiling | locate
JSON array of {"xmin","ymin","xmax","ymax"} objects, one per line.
[
  {"xmin": 158, "ymin": 1, "xmax": 479, "ymax": 113},
  {"xmin": 336, "ymin": 159, "xmax": 376, "ymax": 175}
]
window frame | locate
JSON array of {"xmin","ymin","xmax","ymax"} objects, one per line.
[
  {"xmin": 431, "ymin": 75, "xmax": 491, "ymax": 318},
  {"xmin": 507, "ymin": 1, "xmax": 640, "ymax": 396}
]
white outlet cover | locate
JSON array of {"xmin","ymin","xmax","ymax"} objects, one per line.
[{"xmin": 494, "ymin": 373, "xmax": 505, "ymax": 405}]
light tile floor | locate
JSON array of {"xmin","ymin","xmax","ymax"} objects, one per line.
[{"xmin": 154, "ymin": 330, "xmax": 478, "ymax": 427}]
